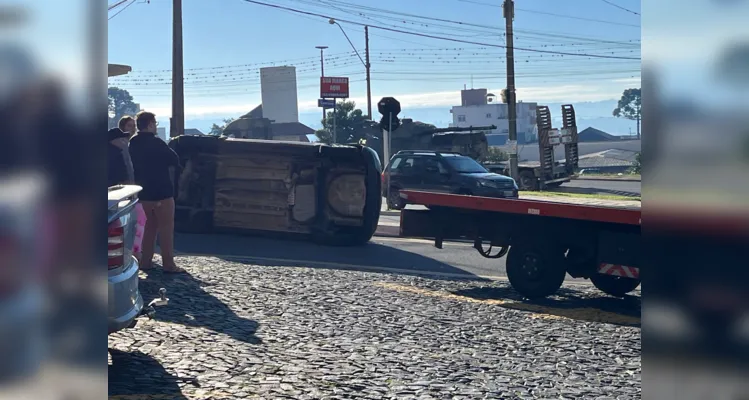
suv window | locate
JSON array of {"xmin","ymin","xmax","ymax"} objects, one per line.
[
  {"xmin": 443, "ymin": 156, "xmax": 488, "ymax": 173},
  {"xmin": 423, "ymin": 157, "xmax": 448, "ymax": 174}
]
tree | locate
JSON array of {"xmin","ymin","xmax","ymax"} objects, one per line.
[
  {"xmin": 483, "ymin": 147, "xmax": 509, "ymax": 163},
  {"xmin": 613, "ymin": 88, "xmax": 642, "ymax": 139},
  {"xmin": 108, "ymin": 87, "xmax": 137, "ymax": 126},
  {"xmin": 630, "ymin": 152, "xmax": 641, "ymax": 174},
  {"xmin": 500, "ymin": 88, "xmax": 508, "ymax": 104},
  {"xmin": 209, "ymin": 118, "xmax": 236, "ymax": 136},
  {"xmin": 315, "ymin": 100, "xmax": 369, "ymax": 144}
]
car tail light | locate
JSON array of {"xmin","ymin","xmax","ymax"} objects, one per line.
[{"xmin": 108, "ymin": 219, "xmax": 125, "ymax": 269}]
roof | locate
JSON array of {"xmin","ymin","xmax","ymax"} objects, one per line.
[
  {"xmin": 578, "ymin": 127, "xmax": 618, "ymax": 142},
  {"xmin": 271, "ymin": 122, "xmax": 314, "ymax": 137},
  {"xmin": 108, "ymin": 64, "xmax": 132, "ymax": 77},
  {"xmin": 242, "ymin": 104, "xmax": 263, "ymax": 119},
  {"xmin": 577, "ymin": 149, "xmax": 636, "ymax": 168},
  {"xmin": 184, "ymin": 128, "xmax": 204, "ymax": 135}
]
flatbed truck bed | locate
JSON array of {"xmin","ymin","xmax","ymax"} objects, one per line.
[{"xmin": 398, "ymin": 190, "xmax": 641, "ymax": 298}]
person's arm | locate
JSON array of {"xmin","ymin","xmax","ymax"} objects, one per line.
[{"xmin": 155, "ymin": 138, "xmax": 180, "ymax": 167}]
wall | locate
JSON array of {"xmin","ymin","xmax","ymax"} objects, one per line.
[
  {"xmin": 450, "ymin": 102, "xmax": 537, "ymax": 144},
  {"xmin": 260, "ymin": 66, "xmax": 299, "ymax": 124}
]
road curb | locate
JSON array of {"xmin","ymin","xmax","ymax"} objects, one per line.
[
  {"xmin": 573, "ymin": 176, "xmax": 641, "ymax": 182},
  {"xmin": 374, "ymin": 224, "xmax": 400, "ymax": 237}
]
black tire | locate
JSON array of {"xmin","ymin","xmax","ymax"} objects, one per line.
[
  {"xmin": 506, "ymin": 243, "xmax": 567, "ymax": 299},
  {"xmin": 386, "ymin": 187, "xmax": 406, "ymax": 210},
  {"xmin": 518, "ymin": 170, "xmax": 539, "ymax": 191},
  {"xmin": 590, "ymin": 274, "xmax": 641, "ymax": 297}
]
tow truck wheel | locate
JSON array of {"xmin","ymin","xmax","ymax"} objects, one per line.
[
  {"xmin": 518, "ymin": 171, "xmax": 539, "ymax": 191},
  {"xmin": 590, "ymin": 274, "xmax": 641, "ymax": 297},
  {"xmin": 506, "ymin": 243, "xmax": 567, "ymax": 299}
]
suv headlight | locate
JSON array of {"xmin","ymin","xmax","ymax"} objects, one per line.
[{"xmin": 477, "ymin": 179, "xmax": 499, "ymax": 188}]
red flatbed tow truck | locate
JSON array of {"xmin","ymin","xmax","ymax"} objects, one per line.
[{"xmin": 398, "ymin": 190, "xmax": 641, "ymax": 299}]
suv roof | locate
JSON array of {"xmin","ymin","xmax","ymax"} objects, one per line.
[{"xmin": 393, "ymin": 150, "xmax": 465, "ymax": 157}]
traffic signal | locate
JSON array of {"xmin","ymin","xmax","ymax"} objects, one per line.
[{"xmin": 378, "ymin": 97, "xmax": 401, "ymax": 132}]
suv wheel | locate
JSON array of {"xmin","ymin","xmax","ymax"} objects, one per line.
[{"xmin": 387, "ymin": 187, "xmax": 406, "ymax": 210}]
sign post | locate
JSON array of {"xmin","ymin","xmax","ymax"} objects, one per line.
[{"xmin": 332, "ymin": 98, "xmax": 337, "ymax": 144}]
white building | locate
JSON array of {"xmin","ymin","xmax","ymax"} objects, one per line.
[
  {"xmin": 450, "ymin": 89, "xmax": 537, "ymax": 145},
  {"xmin": 260, "ymin": 66, "xmax": 299, "ymax": 124}
]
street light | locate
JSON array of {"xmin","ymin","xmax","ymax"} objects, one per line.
[
  {"xmin": 328, "ymin": 18, "xmax": 372, "ymax": 120},
  {"xmin": 315, "ymin": 45, "xmax": 328, "ymax": 120}
]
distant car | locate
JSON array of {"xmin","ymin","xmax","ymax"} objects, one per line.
[
  {"xmin": 383, "ymin": 150, "xmax": 518, "ymax": 210},
  {"xmin": 108, "ymin": 185, "xmax": 168, "ymax": 334}
]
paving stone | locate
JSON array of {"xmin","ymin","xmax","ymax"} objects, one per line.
[{"xmin": 109, "ymin": 256, "xmax": 641, "ymax": 399}]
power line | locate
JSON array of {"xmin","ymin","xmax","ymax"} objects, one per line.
[
  {"xmin": 239, "ymin": 0, "xmax": 640, "ymax": 60},
  {"xmin": 108, "ymin": 0, "xmax": 130, "ymax": 11},
  {"xmin": 599, "ymin": 0, "xmax": 640, "ymax": 16},
  {"xmin": 457, "ymin": 0, "xmax": 639, "ymax": 27},
  {"xmin": 109, "ymin": 0, "xmax": 136, "ymax": 20}
]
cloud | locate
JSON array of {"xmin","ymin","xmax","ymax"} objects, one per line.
[{"xmin": 143, "ymin": 79, "xmax": 636, "ymax": 119}]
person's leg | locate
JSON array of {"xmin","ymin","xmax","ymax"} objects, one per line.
[
  {"xmin": 139, "ymin": 201, "xmax": 159, "ymax": 270},
  {"xmin": 153, "ymin": 197, "xmax": 183, "ymax": 272}
]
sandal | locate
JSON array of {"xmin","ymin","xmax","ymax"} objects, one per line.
[{"xmin": 163, "ymin": 266, "xmax": 187, "ymax": 274}]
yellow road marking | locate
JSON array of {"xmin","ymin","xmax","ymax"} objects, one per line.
[{"xmin": 374, "ymin": 282, "xmax": 640, "ymax": 326}]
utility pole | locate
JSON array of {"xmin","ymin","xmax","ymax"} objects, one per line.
[
  {"xmin": 171, "ymin": 0, "xmax": 185, "ymax": 138},
  {"xmin": 503, "ymin": 0, "xmax": 518, "ymax": 182},
  {"xmin": 332, "ymin": 98, "xmax": 337, "ymax": 144},
  {"xmin": 365, "ymin": 26, "xmax": 372, "ymax": 119},
  {"xmin": 316, "ymin": 46, "xmax": 328, "ymax": 121}
]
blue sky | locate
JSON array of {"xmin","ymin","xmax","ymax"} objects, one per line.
[{"xmin": 107, "ymin": 0, "xmax": 642, "ymax": 126}]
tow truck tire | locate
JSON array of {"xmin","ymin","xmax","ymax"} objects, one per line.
[
  {"xmin": 518, "ymin": 171, "xmax": 539, "ymax": 191},
  {"xmin": 506, "ymin": 243, "xmax": 567, "ymax": 299},
  {"xmin": 590, "ymin": 274, "xmax": 641, "ymax": 297},
  {"xmin": 387, "ymin": 187, "xmax": 406, "ymax": 210}
]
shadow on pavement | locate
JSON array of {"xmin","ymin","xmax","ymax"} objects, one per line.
[
  {"xmin": 139, "ymin": 267, "xmax": 263, "ymax": 345},
  {"xmin": 552, "ymin": 185, "xmax": 640, "ymax": 198},
  {"xmin": 174, "ymin": 232, "xmax": 487, "ymax": 282},
  {"xmin": 451, "ymin": 284, "xmax": 641, "ymax": 327},
  {"xmin": 108, "ymin": 348, "xmax": 192, "ymax": 399}
]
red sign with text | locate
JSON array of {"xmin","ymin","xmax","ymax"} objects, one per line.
[{"xmin": 320, "ymin": 77, "xmax": 349, "ymax": 98}]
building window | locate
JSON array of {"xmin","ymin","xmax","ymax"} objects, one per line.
[
  {"xmin": 458, "ymin": 115, "xmax": 466, "ymax": 122},
  {"xmin": 486, "ymin": 113, "xmax": 492, "ymax": 118}
]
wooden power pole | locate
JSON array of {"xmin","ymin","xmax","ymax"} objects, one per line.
[
  {"xmin": 365, "ymin": 26, "xmax": 372, "ymax": 120},
  {"xmin": 503, "ymin": 0, "xmax": 518, "ymax": 182},
  {"xmin": 171, "ymin": 0, "xmax": 185, "ymax": 138}
]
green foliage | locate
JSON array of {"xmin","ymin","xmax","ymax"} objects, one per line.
[
  {"xmin": 630, "ymin": 151, "xmax": 642, "ymax": 174},
  {"xmin": 500, "ymin": 88, "xmax": 508, "ymax": 104},
  {"xmin": 613, "ymin": 88, "xmax": 642, "ymax": 137},
  {"xmin": 209, "ymin": 118, "xmax": 236, "ymax": 136},
  {"xmin": 108, "ymin": 87, "xmax": 136, "ymax": 122},
  {"xmin": 316, "ymin": 100, "xmax": 369, "ymax": 144},
  {"xmin": 483, "ymin": 147, "xmax": 509, "ymax": 163}
]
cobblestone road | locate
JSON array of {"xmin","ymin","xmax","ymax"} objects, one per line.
[{"xmin": 109, "ymin": 256, "xmax": 641, "ymax": 399}]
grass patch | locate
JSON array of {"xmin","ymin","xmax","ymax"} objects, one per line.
[{"xmin": 521, "ymin": 191, "xmax": 640, "ymax": 202}]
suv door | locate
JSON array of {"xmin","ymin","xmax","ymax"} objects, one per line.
[
  {"xmin": 421, "ymin": 157, "xmax": 453, "ymax": 193},
  {"xmin": 388, "ymin": 155, "xmax": 424, "ymax": 190}
]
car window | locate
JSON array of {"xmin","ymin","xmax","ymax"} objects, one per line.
[
  {"xmin": 423, "ymin": 157, "xmax": 447, "ymax": 174},
  {"xmin": 443, "ymin": 156, "xmax": 488, "ymax": 173},
  {"xmin": 388, "ymin": 157, "xmax": 403, "ymax": 171}
]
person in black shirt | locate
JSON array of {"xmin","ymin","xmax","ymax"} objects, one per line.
[
  {"xmin": 107, "ymin": 127, "xmax": 133, "ymax": 187},
  {"xmin": 128, "ymin": 111, "xmax": 185, "ymax": 273}
]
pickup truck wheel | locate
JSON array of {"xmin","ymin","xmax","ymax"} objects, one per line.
[
  {"xmin": 506, "ymin": 243, "xmax": 567, "ymax": 299},
  {"xmin": 387, "ymin": 187, "xmax": 406, "ymax": 210},
  {"xmin": 590, "ymin": 274, "xmax": 641, "ymax": 297},
  {"xmin": 518, "ymin": 171, "xmax": 539, "ymax": 191}
]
